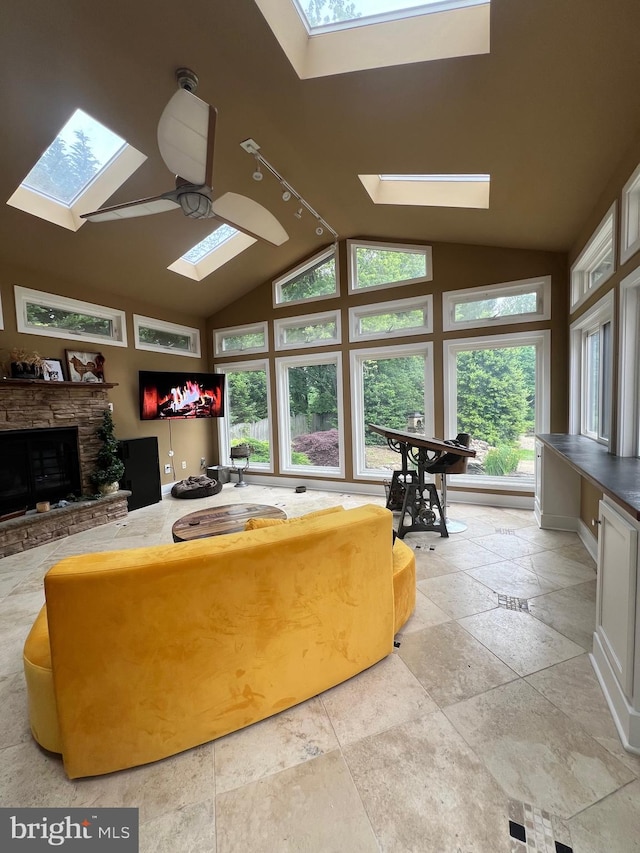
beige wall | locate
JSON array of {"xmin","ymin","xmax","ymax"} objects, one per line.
[
  {"xmin": 0, "ymin": 263, "xmax": 216, "ymax": 487},
  {"xmin": 208, "ymin": 238, "xmax": 568, "ymax": 491}
]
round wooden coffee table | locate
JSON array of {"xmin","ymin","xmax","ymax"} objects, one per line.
[{"xmin": 172, "ymin": 503, "xmax": 287, "ymax": 542}]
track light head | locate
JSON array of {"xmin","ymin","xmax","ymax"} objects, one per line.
[
  {"xmin": 282, "ymin": 190, "xmax": 291, "ymax": 202},
  {"xmin": 252, "ymin": 163, "xmax": 263, "ymax": 181},
  {"xmin": 315, "ymin": 226, "xmax": 324, "ymax": 236},
  {"xmin": 294, "ymin": 207, "xmax": 303, "ymax": 220}
]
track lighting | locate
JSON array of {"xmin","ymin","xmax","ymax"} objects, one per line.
[{"xmin": 240, "ymin": 137, "xmax": 339, "ymax": 242}]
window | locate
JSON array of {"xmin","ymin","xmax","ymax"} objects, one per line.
[
  {"xmin": 349, "ymin": 295, "xmax": 432, "ymax": 342},
  {"xmin": 214, "ymin": 322, "xmax": 269, "ymax": 358},
  {"xmin": 14, "ymin": 286, "xmax": 127, "ymax": 347},
  {"xmin": 570, "ymin": 204, "xmax": 616, "ymax": 310},
  {"xmin": 618, "ymin": 267, "xmax": 640, "ymax": 456},
  {"xmin": 215, "ymin": 360, "xmax": 273, "ymax": 471},
  {"xmin": 6, "ymin": 109, "xmax": 146, "ymax": 232},
  {"xmin": 275, "ymin": 352, "xmax": 344, "ymax": 478},
  {"xmin": 570, "ymin": 291, "xmax": 614, "ymax": 445},
  {"xmin": 621, "ymin": 162, "xmax": 640, "ymax": 265},
  {"xmin": 348, "ymin": 240, "xmax": 432, "ymax": 294},
  {"xmin": 273, "ymin": 247, "xmax": 338, "ymax": 307},
  {"xmin": 254, "ymin": 0, "xmax": 490, "ymax": 79},
  {"xmin": 167, "ymin": 224, "xmax": 256, "ymax": 280},
  {"xmin": 443, "ymin": 331, "xmax": 550, "ymax": 490},
  {"xmin": 133, "ymin": 315, "xmax": 201, "ymax": 357},
  {"xmin": 0, "ymin": 292, "xmax": 3, "ymax": 330},
  {"xmin": 274, "ymin": 309, "xmax": 341, "ymax": 351},
  {"xmin": 443, "ymin": 277, "xmax": 551, "ymax": 331},
  {"xmin": 350, "ymin": 342, "xmax": 434, "ymax": 480},
  {"xmin": 359, "ymin": 173, "xmax": 490, "ymax": 209}
]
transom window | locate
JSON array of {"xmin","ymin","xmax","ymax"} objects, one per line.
[
  {"xmin": 6, "ymin": 109, "xmax": 146, "ymax": 232},
  {"xmin": 274, "ymin": 310, "xmax": 341, "ymax": 351},
  {"xmin": 168, "ymin": 225, "xmax": 256, "ymax": 281},
  {"xmin": 214, "ymin": 322, "xmax": 269, "ymax": 358},
  {"xmin": 349, "ymin": 295, "xmax": 432, "ymax": 342},
  {"xmin": 570, "ymin": 292, "xmax": 614, "ymax": 446},
  {"xmin": 570, "ymin": 204, "xmax": 616, "ymax": 310},
  {"xmin": 443, "ymin": 277, "xmax": 551, "ymax": 331},
  {"xmin": 133, "ymin": 315, "xmax": 201, "ymax": 358},
  {"xmin": 348, "ymin": 240, "xmax": 432, "ymax": 294},
  {"xmin": 215, "ymin": 360, "xmax": 273, "ymax": 472},
  {"xmin": 14, "ymin": 286, "xmax": 127, "ymax": 347},
  {"xmin": 273, "ymin": 247, "xmax": 339, "ymax": 308},
  {"xmin": 621, "ymin": 162, "xmax": 640, "ymax": 265}
]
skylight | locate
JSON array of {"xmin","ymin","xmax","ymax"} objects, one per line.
[
  {"xmin": 168, "ymin": 225, "xmax": 256, "ymax": 281},
  {"xmin": 253, "ymin": 0, "xmax": 490, "ymax": 79},
  {"xmin": 6, "ymin": 109, "xmax": 146, "ymax": 231},
  {"xmin": 293, "ymin": 0, "xmax": 479, "ymax": 33},
  {"xmin": 21, "ymin": 109, "xmax": 126, "ymax": 205},
  {"xmin": 359, "ymin": 173, "xmax": 491, "ymax": 208}
]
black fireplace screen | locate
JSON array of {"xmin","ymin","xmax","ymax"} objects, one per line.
[{"xmin": 0, "ymin": 427, "xmax": 81, "ymax": 516}]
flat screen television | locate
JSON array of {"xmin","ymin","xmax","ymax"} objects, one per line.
[{"xmin": 139, "ymin": 371, "xmax": 225, "ymax": 420}]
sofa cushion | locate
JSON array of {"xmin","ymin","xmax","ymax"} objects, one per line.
[{"xmin": 244, "ymin": 505, "xmax": 344, "ymax": 530}]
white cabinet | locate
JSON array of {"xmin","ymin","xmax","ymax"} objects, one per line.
[{"xmin": 534, "ymin": 439, "xmax": 581, "ymax": 531}]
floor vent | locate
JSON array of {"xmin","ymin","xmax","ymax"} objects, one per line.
[{"xmin": 498, "ymin": 594, "xmax": 529, "ymax": 612}]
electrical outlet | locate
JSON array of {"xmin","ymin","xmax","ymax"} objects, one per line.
[
  {"xmin": 164, "ymin": 464, "xmax": 171, "ymax": 474},
  {"xmin": 200, "ymin": 457, "xmax": 206, "ymax": 469},
  {"xmin": 181, "ymin": 461, "xmax": 187, "ymax": 469}
]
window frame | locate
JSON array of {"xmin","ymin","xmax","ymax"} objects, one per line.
[
  {"xmin": 133, "ymin": 315, "xmax": 201, "ymax": 358},
  {"xmin": 348, "ymin": 294, "xmax": 433, "ymax": 342},
  {"xmin": 347, "ymin": 239, "xmax": 433, "ymax": 295},
  {"xmin": 620, "ymin": 162, "xmax": 640, "ymax": 265},
  {"xmin": 0, "ymin": 291, "xmax": 3, "ymax": 330},
  {"xmin": 275, "ymin": 350, "xmax": 345, "ymax": 479},
  {"xmin": 213, "ymin": 322, "xmax": 269, "ymax": 358},
  {"xmin": 273, "ymin": 309, "xmax": 341, "ymax": 352},
  {"xmin": 442, "ymin": 276, "xmax": 551, "ymax": 332},
  {"xmin": 350, "ymin": 341, "xmax": 435, "ymax": 481},
  {"xmin": 14, "ymin": 285, "xmax": 127, "ymax": 347},
  {"xmin": 443, "ymin": 330, "xmax": 551, "ymax": 491},
  {"xmin": 214, "ymin": 358, "xmax": 274, "ymax": 473},
  {"xmin": 618, "ymin": 266, "xmax": 640, "ymax": 456},
  {"xmin": 570, "ymin": 203, "xmax": 616, "ymax": 311},
  {"xmin": 272, "ymin": 246, "xmax": 339, "ymax": 309},
  {"xmin": 569, "ymin": 291, "xmax": 614, "ymax": 446}
]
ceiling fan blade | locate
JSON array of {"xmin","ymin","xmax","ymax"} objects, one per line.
[
  {"xmin": 80, "ymin": 193, "xmax": 180, "ymax": 223},
  {"xmin": 211, "ymin": 192, "xmax": 289, "ymax": 246},
  {"xmin": 157, "ymin": 89, "xmax": 215, "ymax": 187}
]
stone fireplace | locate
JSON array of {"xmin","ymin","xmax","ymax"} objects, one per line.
[{"xmin": 0, "ymin": 380, "xmax": 129, "ymax": 557}]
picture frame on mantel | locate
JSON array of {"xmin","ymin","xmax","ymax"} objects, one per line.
[
  {"xmin": 42, "ymin": 358, "xmax": 65, "ymax": 382},
  {"xmin": 65, "ymin": 350, "xmax": 105, "ymax": 383}
]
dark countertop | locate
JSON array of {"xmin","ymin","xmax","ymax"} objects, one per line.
[{"xmin": 536, "ymin": 434, "xmax": 640, "ymax": 520}]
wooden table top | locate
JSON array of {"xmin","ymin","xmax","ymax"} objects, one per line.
[
  {"xmin": 367, "ymin": 424, "xmax": 476, "ymax": 457},
  {"xmin": 172, "ymin": 503, "xmax": 287, "ymax": 542}
]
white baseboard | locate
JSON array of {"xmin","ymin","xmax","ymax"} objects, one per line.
[
  {"xmin": 577, "ymin": 518, "xmax": 598, "ymax": 562},
  {"xmin": 590, "ymin": 640, "xmax": 640, "ymax": 754}
]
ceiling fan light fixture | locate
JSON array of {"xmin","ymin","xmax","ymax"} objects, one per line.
[{"xmin": 179, "ymin": 191, "xmax": 212, "ymax": 219}]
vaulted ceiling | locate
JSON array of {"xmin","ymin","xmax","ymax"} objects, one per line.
[{"xmin": 2, "ymin": 0, "xmax": 640, "ymax": 317}]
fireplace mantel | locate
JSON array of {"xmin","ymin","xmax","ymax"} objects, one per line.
[{"xmin": 0, "ymin": 379, "xmax": 118, "ymax": 389}]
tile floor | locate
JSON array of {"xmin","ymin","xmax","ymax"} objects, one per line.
[{"xmin": 1, "ymin": 485, "xmax": 640, "ymax": 852}]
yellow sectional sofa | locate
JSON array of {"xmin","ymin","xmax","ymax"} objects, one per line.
[{"xmin": 23, "ymin": 504, "xmax": 415, "ymax": 779}]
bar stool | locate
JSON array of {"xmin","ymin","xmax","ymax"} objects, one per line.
[{"xmin": 424, "ymin": 433, "xmax": 471, "ymax": 533}]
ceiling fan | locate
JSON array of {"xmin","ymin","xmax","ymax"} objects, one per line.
[{"xmin": 80, "ymin": 69, "xmax": 289, "ymax": 246}]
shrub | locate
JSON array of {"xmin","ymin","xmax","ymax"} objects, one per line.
[
  {"xmin": 232, "ymin": 437, "xmax": 311, "ymax": 466},
  {"xmin": 483, "ymin": 445, "xmax": 521, "ymax": 476},
  {"xmin": 291, "ymin": 429, "xmax": 339, "ymax": 467}
]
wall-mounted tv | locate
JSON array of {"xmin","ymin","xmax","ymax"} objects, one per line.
[{"xmin": 139, "ymin": 371, "xmax": 225, "ymax": 420}]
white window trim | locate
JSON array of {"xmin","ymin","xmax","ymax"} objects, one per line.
[
  {"xmin": 569, "ymin": 290, "xmax": 614, "ymax": 443},
  {"xmin": 272, "ymin": 246, "xmax": 339, "ymax": 309},
  {"xmin": 213, "ymin": 321, "xmax": 269, "ymax": 358},
  {"xmin": 443, "ymin": 330, "xmax": 550, "ymax": 492},
  {"xmin": 214, "ymin": 358, "xmax": 274, "ymax": 473},
  {"xmin": 350, "ymin": 341, "xmax": 434, "ymax": 481},
  {"xmin": 618, "ymin": 267, "xmax": 640, "ymax": 456},
  {"xmin": 348, "ymin": 239, "xmax": 433, "ymax": 295},
  {"xmin": 14, "ymin": 285, "xmax": 127, "ymax": 347},
  {"xmin": 442, "ymin": 276, "xmax": 551, "ymax": 332},
  {"xmin": 570, "ymin": 203, "xmax": 616, "ymax": 311},
  {"xmin": 0, "ymin": 291, "xmax": 3, "ymax": 330},
  {"xmin": 275, "ymin": 351, "xmax": 345, "ymax": 479},
  {"xmin": 348, "ymin": 294, "xmax": 433, "ymax": 342},
  {"xmin": 7, "ymin": 145, "xmax": 146, "ymax": 233},
  {"xmin": 274, "ymin": 309, "xmax": 341, "ymax": 351},
  {"xmin": 133, "ymin": 315, "xmax": 201, "ymax": 358},
  {"xmin": 620, "ymin": 162, "xmax": 640, "ymax": 265}
]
